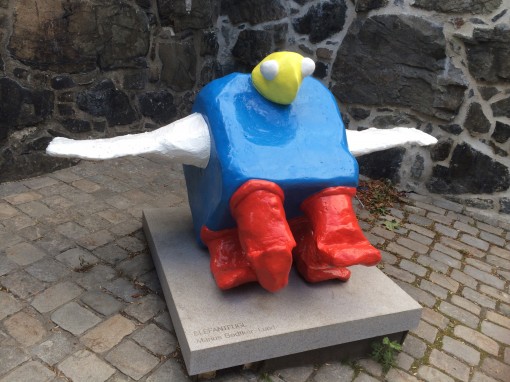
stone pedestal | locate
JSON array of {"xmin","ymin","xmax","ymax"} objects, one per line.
[{"xmin": 143, "ymin": 207, "xmax": 422, "ymax": 376}]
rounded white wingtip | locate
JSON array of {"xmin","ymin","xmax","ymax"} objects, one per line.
[
  {"xmin": 301, "ymin": 57, "xmax": 315, "ymax": 77},
  {"xmin": 260, "ymin": 60, "xmax": 279, "ymax": 81}
]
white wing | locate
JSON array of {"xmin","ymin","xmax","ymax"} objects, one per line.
[
  {"xmin": 46, "ymin": 113, "xmax": 211, "ymax": 168},
  {"xmin": 346, "ymin": 127, "xmax": 438, "ymax": 157}
]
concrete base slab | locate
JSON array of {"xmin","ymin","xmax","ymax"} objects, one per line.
[{"xmin": 143, "ymin": 207, "xmax": 422, "ymax": 376}]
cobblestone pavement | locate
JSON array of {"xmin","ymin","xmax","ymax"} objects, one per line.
[{"xmin": 1, "ymin": 155, "xmax": 509, "ymax": 382}]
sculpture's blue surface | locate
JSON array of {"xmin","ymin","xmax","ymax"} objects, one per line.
[{"xmin": 184, "ymin": 73, "xmax": 358, "ymax": 241}]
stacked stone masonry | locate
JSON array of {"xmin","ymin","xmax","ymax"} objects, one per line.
[
  {"xmin": 0, "ymin": 156, "xmax": 509, "ymax": 381},
  {"xmin": 0, "ymin": 0, "xmax": 509, "ymax": 214}
]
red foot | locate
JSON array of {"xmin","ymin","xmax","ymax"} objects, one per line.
[
  {"xmin": 200, "ymin": 226, "xmax": 256, "ymax": 290},
  {"xmin": 289, "ymin": 217, "xmax": 351, "ymax": 282},
  {"xmin": 230, "ymin": 180, "xmax": 295, "ymax": 292},
  {"xmin": 300, "ymin": 187, "xmax": 381, "ymax": 268}
]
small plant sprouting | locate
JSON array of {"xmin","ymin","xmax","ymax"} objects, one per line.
[
  {"xmin": 371, "ymin": 336, "xmax": 402, "ymax": 372},
  {"xmin": 383, "ymin": 219, "xmax": 400, "ymax": 231}
]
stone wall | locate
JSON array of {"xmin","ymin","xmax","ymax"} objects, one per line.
[{"xmin": 0, "ymin": 0, "xmax": 509, "ymax": 214}]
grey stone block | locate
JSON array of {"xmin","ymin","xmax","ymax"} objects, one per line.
[{"xmin": 143, "ymin": 208, "xmax": 422, "ymax": 375}]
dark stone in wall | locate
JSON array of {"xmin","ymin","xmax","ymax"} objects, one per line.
[
  {"xmin": 354, "ymin": 0, "xmax": 388, "ymax": 12},
  {"xmin": 426, "ymin": 143, "xmax": 510, "ymax": 194},
  {"xmin": 200, "ymin": 30, "xmax": 219, "ymax": 57},
  {"xmin": 332, "ymin": 15, "xmax": 467, "ymax": 121},
  {"xmin": 314, "ymin": 62, "xmax": 328, "ymax": 79},
  {"xmin": 464, "ymin": 102, "xmax": 491, "ymax": 135},
  {"xmin": 372, "ymin": 113, "xmax": 420, "ymax": 128},
  {"xmin": 138, "ymin": 91, "xmax": 177, "ymax": 125},
  {"xmin": 411, "ymin": 154, "xmax": 424, "ymax": 180},
  {"xmin": 479, "ymin": 86, "xmax": 499, "ymax": 100},
  {"xmin": 491, "ymin": 96, "xmax": 510, "ymax": 118},
  {"xmin": 76, "ymin": 80, "xmax": 137, "ymax": 126},
  {"xmin": 232, "ymin": 30, "xmax": 273, "ymax": 67},
  {"xmin": 222, "ymin": 0, "xmax": 286, "ymax": 25},
  {"xmin": 123, "ymin": 72, "xmax": 148, "ymax": 90},
  {"xmin": 158, "ymin": 0, "xmax": 220, "ymax": 30},
  {"xmin": 51, "ymin": 76, "xmax": 76, "ymax": 90},
  {"xmin": 439, "ymin": 123, "xmax": 463, "ymax": 135},
  {"xmin": 62, "ymin": 119, "xmax": 92, "ymax": 133},
  {"xmin": 412, "ymin": 0, "xmax": 502, "ymax": 14},
  {"xmin": 160, "ymin": 37, "xmax": 197, "ymax": 91},
  {"xmin": 430, "ymin": 139, "xmax": 453, "ymax": 162},
  {"xmin": 357, "ymin": 147, "xmax": 406, "ymax": 184},
  {"xmin": 501, "ymin": 198, "xmax": 510, "ymax": 214},
  {"xmin": 58, "ymin": 104, "xmax": 75, "ymax": 117},
  {"xmin": 492, "ymin": 121, "xmax": 510, "ymax": 143},
  {"xmin": 347, "ymin": 107, "xmax": 370, "ymax": 121},
  {"xmin": 293, "ymin": 0, "xmax": 347, "ymax": 43},
  {"xmin": 136, "ymin": 0, "xmax": 152, "ymax": 9},
  {"xmin": 462, "ymin": 25, "xmax": 510, "ymax": 82},
  {"xmin": 8, "ymin": 0, "xmax": 149, "ymax": 74},
  {"xmin": 265, "ymin": 23, "xmax": 288, "ymax": 48},
  {"xmin": 465, "ymin": 198, "xmax": 494, "ymax": 210}
]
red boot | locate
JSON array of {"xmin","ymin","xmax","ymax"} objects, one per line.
[
  {"xmin": 300, "ymin": 186, "xmax": 381, "ymax": 268},
  {"xmin": 201, "ymin": 226, "xmax": 257, "ymax": 290},
  {"xmin": 230, "ymin": 180, "xmax": 295, "ymax": 292},
  {"xmin": 289, "ymin": 216, "xmax": 351, "ymax": 283}
]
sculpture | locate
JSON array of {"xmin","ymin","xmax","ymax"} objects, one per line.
[{"xmin": 47, "ymin": 52, "xmax": 437, "ymax": 292}]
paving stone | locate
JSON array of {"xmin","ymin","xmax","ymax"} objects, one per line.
[
  {"xmin": 17, "ymin": 201, "xmax": 54, "ymax": 218},
  {"xmin": 116, "ymin": 236, "xmax": 146, "ymax": 253},
  {"xmin": 71, "ymin": 179, "xmax": 102, "ymax": 193},
  {"xmin": 355, "ymin": 358, "xmax": 382, "ymax": 377},
  {"xmin": 370, "ymin": 225, "xmax": 396, "ymax": 240},
  {"xmin": 0, "ymin": 231, "xmax": 23, "ymax": 251},
  {"xmin": 123, "ymin": 294, "xmax": 166, "ymax": 323},
  {"xmin": 407, "ymin": 213, "xmax": 433, "ymax": 227},
  {"xmin": 81, "ymin": 314, "xmax": 135, "ymax": 353},
  {"xmin": 76, "ymin": 230, "xmax": 115, "ymax": 251},
  {"xmin": 380, "ymin": 250, "xmax": 398, "ymax": 265},
  {"xmin": 421, "ymin": 307, "xmax": 449, "ymax": 329},
  {"xmin": 440, "ymin": 236, "xmax": 485, "ymax": 258},
  {"xmin": 462, "ymin": 287, "xmax": 497, "ymax": 309},
  {"xmin": 93, "ymin": 243, "xmax": 129, "ymax": 264},
  {"xmin": 96, "ymin": 209, "xmax": 130, "ymax": 225},
  {"xmin": 453, "ymin": 326, "xmax": 499, "ymax": 356},
  {"xmin": 471, "ymin": 371, "xmax": 499, "ymax": 382},
  {"xmin": 24, "ymin": 176, "xmax": 60, "ymax": 190},
  {"xmin": 51, "ymin": 302, "xmax": 101, "ymax": 335},
  {"xmin": 397, "ymin": 237, "xmax": 429, "ymax": 254},
  {"xmin": 312, "ymin": 362, "xmax": 354, "ymax": 382},
  {"xmin": 442, "ymin": 336, "xmax": 480, "ymax": 366},
  {"xmin": 451, "ymin": 295, "xmax": 481, "ymax": 315},
  {"xmin": 382, "ymin": 264, "xmax": 416, "ymax": 283},
  {"xmin": 490, "ymin": 246, "xmax": 510, "ymax": 260},
  {"xmin": 429, "ymin": 348, "xmax": 470, "ymax": 381},
  {"xmin": 481, "ymin": 357, "xmax": 510, "ymax": 382},
  {"xmin": 400, "ymin": 259, "xmax": 427, "ymax": 277},
  {"xmin": 146, "ymin": 359, "xmax": 189, "ymax": 382},
  {"xmin": 430, "ymin": 272, "xmax": 459, "ymax": 292},
  {"xmin": 0, "ymin": 182, "xmax": 30, "ymax": 198},
  {"xmin": 154, "ymin": 311, "xmax": 174, "ymax": 333},
  {"xmin": 402, "ymin": 334, "xmax": 427, "ymax": 358},
  {"xmin": 2, "ymin": 214, "xmax": 36, "ymax": 232},
  {"xmin": 105, "ymin": 340, "xmax": 159, "ymax": 380},
  {"xmin": 411, "ymin": 319, "xmax": 438, "ymax": 344},
  {"xmin": 35, "ymin": 231, "xmax": 74, "ymax": 254},
  {"xmin": 465, "ymin": 257, "xmax": 494, "ymax": 273},
  {"xmin": 439, "ymin": 301, "xmax": 479, "ymax": 328},
  {"xmin": 0, "ymin": 270, "xmax": 46, "ymax": 299},
  {"xmin": 0, "ymin": 291, "xmax": 22, "ymax": 320},
  {"xmin": 0, "ymin": 360, "xmax": 55, "ymax": 382},
  {"xmin": 486, "ymin": 255, "xmax": 510, "ymax": 270},
  {"xmin": 117, "ymin": 253, "xmax": 154, "ymax": 280},
  {"xmin": 5, "ymin": 242, "xmax": 46, "ymax": 266},
  {"xmin": 31, "ymin": 331, "xmax": 80, "ymax": 366},
  {"xmin": 31, "ymin": 281, "xmax": 83, "ymax": 313},
  {"xmin": 433, "ymin": 243, "xmax": 463, "ymax": 260},
  {"xmin": 0, "ymin": 342, "xmax": 30, "ymax": 376},
  {"xmin": 408, "ymin": 231, "xmax": 434, "ymax": 246},
  {"xmin": 131, "ymin": 323, "xmax": 178, "ymax": 355},
  {"xmin": 104, "ymin": 278, "xmax": 141, "ymax": 303},
  {"xmin": 481, "ymin": 321, "xmax": 510, "ymax": 346},
  {"xmin": 386, "ymin": 242, "xmax": 414, "ymax": 259},
  {"xmin": 385, "ymin": 369, "xmax": 420, "ymax": 382},
  {"xmin": 353, "ymin": 372, "xmax": 378, "ymax": 382},
  {"xmin": 486, "ymin": 311, "xmax": 510, "ymax": 329},
  {"xmin": 417, "ymin": 365, "xmax": 454, "ymax": 382},
  {"xmin": 0, "ymin": 255, "xmax": 18, "ymax": 277},
  {"xmin": 55, "ymin": 247, "xmax": 98, "ymax": 269},
  {"xmin": 450, "ymin": 269, "xmax": 478, "ymax": 289},
  {"xmin": 75, "ymin": 264, "xmax": 117, "ymax": 290},
  {"xmin": 420, "ymin": 279, "xmax": 448, "ymax": 299},
  {"xmin": 41, "ymin": 195, "xmax": 75, "ymax": 210},
  {"xmin": 480, "ymin": 231, "xmax": 506, "ymax": 247},
  {"xmin": 395, "ymin": 281, "xmax": 436, "ymax": 307},
  {"xmin": 459, "ymin": 234, "xmax": 490, "ymax": 251},
  {"xmin": 80, "ymin": 290, "xmax": 124, "ymax": 316},
  {"xmin": 434, "ymin": 223, "xmax": 459, "ymax": 238},
  {"xmin": 505, "ymin": 347, "xmax": 510, "ymax": 364},
  {"xmin": 395, "ymin": 352, "xmax": 415, "ymax": 371},
  {"xmin": 463, "ymin": 265, "xmax": 505, "ymax": 289},
  {"xmin": 4, "ymin": 191, "xmax": 43, "ymax": 205},
  {"xmin": 25, "ymin": 258, "xmax": 70, "ymax": 283},
  {"xmin": 58, "ymin": 349, "xmax": 115, "ymax": 382},
  {"xmin": 4, "ymin": 311, "xmax": 48, "ymax": 346},
  {"xmin": 0, "ymin": 203, "xmax": 19, "ymax": 220},
  {"xmin": 56, "ymin": 222, "xmax": 90, "ymax": 240}
]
